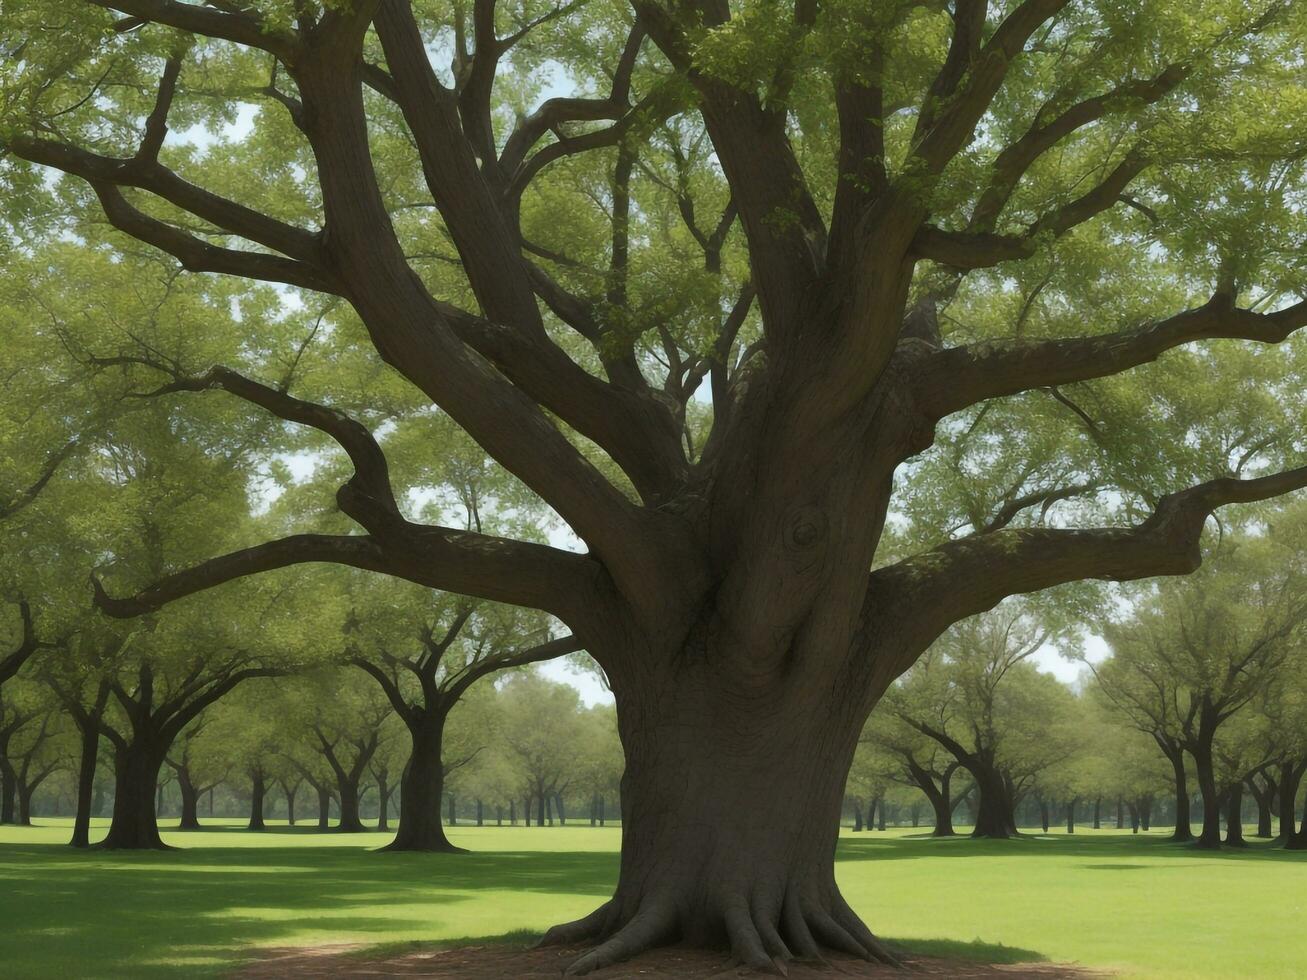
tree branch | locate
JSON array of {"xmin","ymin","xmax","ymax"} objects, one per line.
[{"xmin": 916, "ymin": 294, "xmax": 1307, "ymax": 419}]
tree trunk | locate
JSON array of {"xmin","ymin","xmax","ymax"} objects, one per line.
[
  {"xmin": 598, "ymin": 795, "xmax": 606, "ymax": 827},
  {"xmin": 101, "ymin": 742, "xmax": 168, "ymax": 850},
  {"xmin": 876, "ymin": 798, "xmax": 886, "ymax": 831},
  {"xmin": 536, "ymin": 790, "xmax": 545, "ymax": 827},
  {"xmin": 1278, "ymin": 762, "xmax": 1304, "ymax": 845},
  {"xmin": 70, "ymin": 723, "xmax": 100, "ymax": 848},
  {"xmin": 476, "ymin": 798, "xmax": 483, "ymax": 827},
  {"xmin": 1165, "ymin": 747, "xmax": 1193, "ymax": 843},
  {"xmin": 540, "ymin": 692, "xmax": 895, "ymax": 975},
  {"xmin": 969, "ymin": 764, "xmax": 1015, "ymax": 839},
  {"xmin": 1247, "ymin": 775, "xmax": 1274, "ymax": 838},
  {"xmin": 1223, "ymin": 783, "xmax": 1245, "ymax": 847},
  {"xmin": 0, "ymin": 754, "xmax": 18, "ymax": 824},
  {"xmin": 385, "ymin": 720, "xmax": 460, "ymax": 851},
  {"xmin": 316, "ymin": 786, "xmax": 331, "ymax": 830},
  {"xmin": 178, "ymin": 774, "xmax": 201, "ymax": 830},
  {"xmin": 510, "ymin": 799, "xmax": 516, "ymax": 825},
  {"xmin": 1039, "ymin": 800, "xmax": 1050, "ymax": 833},
  {"xmin": 1115, "ymin": 796, "xmax": 1123, "ymax": 830},
  {"xmin": 248, "ymin": 772, "xmax": 267, "ymax": 831},
  {"xmin": 1091, "ymin": 796, "xmax": 1100, "ymax": 831},
  {"xmin": 1191, "ymin": 739, "xmax": 1223, "ymax": 848},
  {"xmin": 1065, "ymin": 801, "xmax": 1075, "ymax": 834},
  {"xmin": 851, "ymin": 800, "xmax": 863, "ymax": 832},
  {"xmin": 556, "ymin": 793, "xmax": 566, "ymax": 826},
  {"xmin": 337, "ymin": 776, "xmax": 364, "ymax": 832},
  {"xmin": 1139, "ymin": 795, "xmax": 1152, "ymax": 831},
  {"xmin": 17, "ymin": 781, "xmax": 36, "ymax": 825},
  {"xmin": 377, "ymin": 778, "xmax": 392, "ymax": 831},
  {"xmin": 285, "ymin": 784, "xmax": 298, "ymax": 826}
]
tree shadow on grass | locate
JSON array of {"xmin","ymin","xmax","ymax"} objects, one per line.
[{"xmin": 0, "ymin": 840, "xmax": 619, "ymax": 978}]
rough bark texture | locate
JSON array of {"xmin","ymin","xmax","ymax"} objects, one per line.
[
  {"xmin": 102, "ymin": 741, "xmax": 168, "ymax": 850},
  {"xmin": 384, "ymin": 719, "xmax": 459, "ymax": 852},
  {"xmin": 248, "ymin": 771, "xmax": 267, "ymax": 831}
]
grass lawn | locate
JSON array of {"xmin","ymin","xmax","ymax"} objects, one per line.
[{"xmin": 1, "ymin": 820, "xmax": 1303, "ymax": 978}]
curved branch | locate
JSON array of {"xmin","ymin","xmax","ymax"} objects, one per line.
[
  {"xmin": 89, "ymin": 0, "xmax": 299, "ymax": 60},
  {"xmin": 916, "ymin": 293, "xmax": 1307, "ymax": 419},
  {"xmin": 869, "ymin": 464, "xmax": 1307, "ymax": 663}
]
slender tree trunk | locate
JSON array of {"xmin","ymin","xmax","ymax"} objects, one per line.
[
  {"xmin": 17, "ymin": 782, "xmax": 36, "ymax": 825},
  {"xmin": 1140, "ymin": 795, "xmax": 1152, "ymax": 831},
  {"xmin": 285, "ymin": 784, "xmax": 298, "ymax": 826},
  {"xmin": 1066, "ymin": 801, "xmax": 1075, "ymax": 834},
  {"xmin": 1166, "ymin": 748, "xmax": 1193, "ymax": 843},
  {"xmin": 1248, "ymin": 775, "xmax": 1274, "ymax": 838},
  {"xmin": 376, "ymin": 778, "xmax": 392, "ymax": 831},
  {"xmin": 70, "ymin": 724, "xmax": 100, "ymax": 848},
  {"xmin": 1224, "ymin": 783, "xmax": 1246, "ymax": 847},
  {"xmin": 556, "ymin": 793, "xmax": 566, "ymax": 826},
  {"xmin": 1192, "ymin": 739, "xmax": 1222, "ymax": 848},
  {"xmin": 598, "ymin": 795, "xmax": 606, "ymax": 827},
  {"xmin": 851, "ymin": 800, "xmax": 863, "ymax": 832},
  {"xmin": 1091, "ymin": 796, "xmax": 1101, "ymax": 831},
  {"xmin": 316, "ymin": 786, "xmax": 331, "ymax": 830},
  {"xmin": 1039, "ymin": 800, "xmax": 1050, "ymax": 833},
  {"xmin": 101, "ymin": 742, "xmax": 168, "ymax": 850},
  {"xmin": 178, "ymin": 774, "xmax": 201, "ymax": 830},
  {"xmin": 476, "ymin": 798, "xmax": 483, "ymax": 827},
  {"xmin": 510, "ymin": 799, "xmax": 516, "ymax": 825},
  {"xmin": 876, "ymin": 798, "xmax": 886, "ymax": 831},
  {"xmin": 536, "ymin": 789, "xmax": 545, "ymax": 827},
  {"xmin": 1278, "ymin": 762, "xmax": 1304, "ymax": 845},
  {"xmin": 384, "ymin": 719, "xmax": 461, "ymax": 851},
  {"xmin": 1116, "ymin": 796, "xmax": 1123, "ymax": 829},
  {"xmin": 248, "ymin": 772, "xmax": 267, "ymax": 831}
]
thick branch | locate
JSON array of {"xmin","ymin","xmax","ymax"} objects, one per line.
[
  {"xmin": 917, "ymin": 294, "xmax": 1307, "ymax": 419},
  {"xmin": 870, "ymin": 465, "xmax": 1307, "ymax": 661}
]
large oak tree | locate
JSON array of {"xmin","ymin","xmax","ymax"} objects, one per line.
[{"xmin": 4, "ymin": 0, "xmax": 1307, "ymax": 971}]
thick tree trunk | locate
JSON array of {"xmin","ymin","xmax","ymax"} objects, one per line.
[
  {"xmin": 248, "ymin": 772, "xmax": 266, "ymax": 831},
  {"xmin": 969, "ymin": 763, "xmax": 1015, "ymax": 839},
  {"xmin": 70, "ymin": 724, "xmax": 99, "ymax": 848},
  {"xmin": 1165, "ymin": 748, "xmax": 1193, "ymax": 843},
  {"xmin": 540, "ymin": 687, "xmax": 895, "ymax": 975},
  {"xmin": 101, "ymin": 743, "xmax": 168, "ymax": 850},
  {"xmin": 384, "ymin": 720, "xmax": 460, "ymax": 852}
]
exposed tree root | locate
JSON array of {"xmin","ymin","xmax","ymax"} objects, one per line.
[{"xmin": 547, "ymin": 890, "xmax": 901, "ymax": 977}]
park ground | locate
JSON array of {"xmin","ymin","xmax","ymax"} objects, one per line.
[{"xmin": 0, "ymin": 822, "xmax": 1303, "ymax": 979}]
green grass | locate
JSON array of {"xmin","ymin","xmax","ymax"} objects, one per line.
[{"xmin": 0, "ymin": 820, "xmax": 1303, "ymax": 978}]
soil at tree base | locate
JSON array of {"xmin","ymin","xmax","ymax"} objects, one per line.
[{"xmin": 233, "ymin": 942, "xmax": 1104, "ymax": 978}]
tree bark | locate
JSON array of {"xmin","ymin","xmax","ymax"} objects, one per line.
[
  {"xmin": 1278, "ymin": 761, "xmax": 1305, "ymax": 845},
  {"xmin": 851, "ymin": 800, "xmax": 863, "ymax": 832},
  {"xmin": 386, "ymin": 719, "xmax": 460, "ymax": 851},
  {"xmin": 541, "ymin": 687, "xmax": 896, "ymax": 974},
  {"xmin": 1091, "ymin": 796, "xmax": 1101, "ymax": 830},
  {"xmin": 1223, "ymin": 783, "xmax": 1245, "ymax": 847},
  {"xmin": 248, "ymin": 771, "xmax": 267, "ymax": 831},
  {"xmin": 178, "ymin": 772, "xmax": 201, "ymax": 830},
  {"xmin": 316, "ymin": 786, "xmax": 331, "ymax": 830},
  {"xmin": 101, "ymin": 741, "xmax": 168, "ymax": 850},
  {"xmin": 1065, "ymin": 801, "xmax": 1075, "ymax": 834},
  {"xmin": 284, "ymin": 782, "xmax": 298, "ymax": 826},
  {"xmin": 337, "ymin": 775, "xmax": 364, "ymax": 832},
  {"xmin": 377, "ymin": 776, "xmax": 392, "ymax": 831},
  {"xmin": 71, "ymin": 725, "xmax": 100, "ymax": 847},
  {"xmin": 1192, "ymin": 738, "xmax": 1222, "ymax": 848},
  {"xmin": 1164, "ymin": 744, "xmax": 1193, "ymax": 843},
  {"xmin": 1247, "ymin": 774, "xmax": 1275, "ymax": 838},
  {"xmin": 0, "ymin": 755, "xmax": 16, "ymax": 824}
]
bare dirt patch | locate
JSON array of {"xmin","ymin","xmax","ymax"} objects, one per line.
[{"xmin": 233, "ymin": 942, "xmax": 1104, "ymax": 978}]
